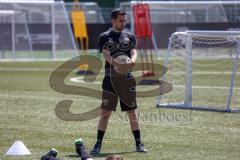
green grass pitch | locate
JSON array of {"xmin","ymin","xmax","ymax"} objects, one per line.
[{"xmin": 0, "ymin": 58, "xmax": 240, "ymax": 160}]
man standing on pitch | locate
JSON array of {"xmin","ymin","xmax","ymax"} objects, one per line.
[{"xmin": 91, "ymin": 8, "xmax": 147, "ymax": 154}]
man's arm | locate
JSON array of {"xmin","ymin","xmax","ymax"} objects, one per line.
[
  {"xmin": 130, "ymin": 48, "xmax": 137, "ymax": 65},
  {"xmin": 102, "ymin": 49, "xmax": 119, "ymax": 66},
  {"xmin": 129, "ymin": 32, "xmax": 137, "ymax": 67}
]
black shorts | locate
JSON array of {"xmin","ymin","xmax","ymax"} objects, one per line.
[{"xmin": 101, "ymin": 75, "xmax": 137, "ymax": 111}]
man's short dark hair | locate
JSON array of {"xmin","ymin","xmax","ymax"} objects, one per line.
[{"xmin": 111, "ymin": 8, "xmax": 126, "ymax": 20}]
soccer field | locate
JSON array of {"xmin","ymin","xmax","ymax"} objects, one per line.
[{"xmin": 0, "ymin": 59, "xmax": 240, "ymax": 160}]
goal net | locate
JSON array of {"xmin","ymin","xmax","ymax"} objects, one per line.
[
  {"xmin": 0, "ymin": 0, "xmax": 77, "ymax": 60},
  {"xmin": 157, "ymin": 30, "xmax": 240, "ymax": 112}
]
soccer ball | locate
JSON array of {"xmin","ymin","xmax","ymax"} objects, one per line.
[{"xmin": 114, "ymin": 54, "xmax": 132, "ymax": 74}]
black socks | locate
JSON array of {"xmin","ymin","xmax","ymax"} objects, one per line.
[
  {"xmin": 97, "ymin": 130, "xmax": 105, "ymax": 144},
  {"xmin": 132, "ymin": 130, "xmax": 141, "ymax": 146},
  {"xmin": 96, "ymin": 129, "xmax": 141, "ymax": 146}
]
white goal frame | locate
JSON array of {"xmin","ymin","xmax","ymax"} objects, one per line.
[
  {"xmin": 0, "ymin": 10, "xmax": 33, "ymax": 58},
  {"xmin": 157, "ymin": 30, "xmax": 240, "ymax": 112},
  {"xmin": 0, "ymin": 0, "xmax": 77, "ymax": 60}
]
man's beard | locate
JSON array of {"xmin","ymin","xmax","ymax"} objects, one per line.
[{"xmin": 116, "ymin": 26, "xmax": 124, "ymax": 31}]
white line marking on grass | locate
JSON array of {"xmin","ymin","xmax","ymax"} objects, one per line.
[
  {"xmin": 0, "ymin": 67, "xmax": 106, "ymax": 74},
  {"xmin": 69, "ymin": 77, "xmax": 102, "ymax": 84},
  {"xmin": 0, "ymin": 67, "xmax": 53, "ymax": 72},
  {"xmin": 1, "ymin": 67, "xmax": 239, "ymax": 90},
  {"xmin": 0, "ymin": 67, "xmax": 239, "ymax": 75},
  {"xmin": 0, "ymin": 92, "xmax": 101, "ymax": 102},
  {"xmin": 174, "ymin": 85, "xmax": 240, "ymax": 90},
  {"xmin": 169, "ymin": 71, "xmax": 240, "ymax": 75},
  {"xmin": 0, "ymin": 58, "xmax": 70, "ymax": 62},
  {"xmin": 69, "ymin": 77, "xmax": 240, "ymax": 90}
]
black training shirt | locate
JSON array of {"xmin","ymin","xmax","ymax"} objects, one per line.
[{"xmin": 98, "ymin": 28, "xmax": 137, "ymax": 75}]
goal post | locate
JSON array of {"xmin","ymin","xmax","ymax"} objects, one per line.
[
  {"xmin": 0, "ymin": 10, "xmax": 15, "ymax": 58},
  {"xmin": 157, "ymin": 30, "xmax": 240, "ymax": 112},
  {"xmin": 0, "ymin": 0, "xmax": 78, "ymax": 60}
]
